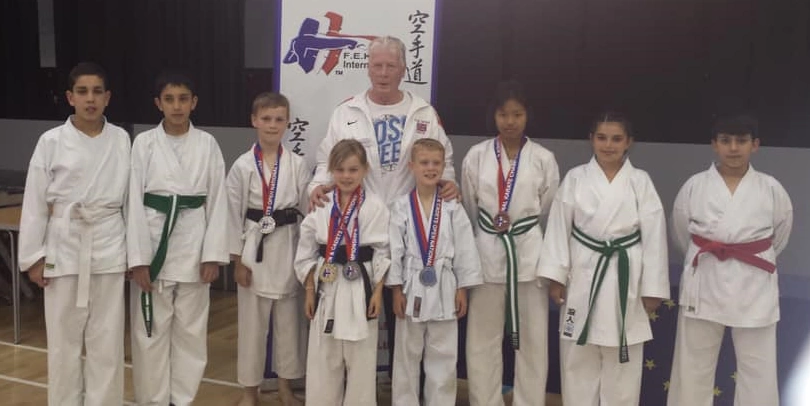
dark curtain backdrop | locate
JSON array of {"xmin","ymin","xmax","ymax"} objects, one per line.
[
  {"xmin": 1, "ymin": 0, "xmax": 59, "ymax": 120},
  {"xmin": 435, "ymin": 0, "xmax": 810, "ymax": 147},
  {"xmin": 49, "ymin": 0, "xmax": 247, "ymax": 127},
  {"xmin": 3, "ymin": 0, "xmax": 810, "ymax": 146}
]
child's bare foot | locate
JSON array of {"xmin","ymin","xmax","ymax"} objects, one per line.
[
  {"xmin": 237, "ymin": 386, "xmax": 259, "ymax": 406},
  {"xmin": 278, "ymin": 378, "xmax": 304, "ymax": 406}
]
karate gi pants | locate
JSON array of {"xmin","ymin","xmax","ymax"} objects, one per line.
[
  {"xmin": 305, "ymin": 318, "xmax": 379, "ymax": 406},
  {"xmin": 466, "ymin": 282, "xmax": 548, "ymax": 406},
  {"xmin": 237, "ymin": 286, "xmax": 307, "ymax": 386},
  {"xmin": 667, "ymin": 310, "xmax": 779, "ymax": 406},
  {"xmin": 45, "ymin": 273, "xmax": 125, "ymax": 406},
  {"xmin": 130, "ymin": 281, "xmax": 210, "ymax": 406},
  {"xmin": 560, "ymin": 340, "xmax": 643, "ymax": 406},
  {"xmin": 392, "ymin": 318, "xmax": 457, "ymax": 406}
]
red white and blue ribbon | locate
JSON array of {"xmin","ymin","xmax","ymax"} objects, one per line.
[
  {"xmin": 409, "ymin": 187, "xmax": 442, "ymax": 269},
  {"xmin": 253, "ymin": 143, "xmax": 282, "ymax": 217},
  {"xmin": 325, "ymin": 187, "xmax": 363, "ymax": 264},
  {"xmin": 493, "ymin": 136, "xmax": 526, "ymax": 213}
]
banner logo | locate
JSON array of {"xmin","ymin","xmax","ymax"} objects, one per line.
[{"xmin": 282, "ymin": 12, "xmax": 377, "ymax": 75}]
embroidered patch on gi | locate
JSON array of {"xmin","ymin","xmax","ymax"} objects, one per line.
[
  {"xmin": 45, "ymin": 263, "xmax": 55, "ymax": 270},
  {"xmin": 687, "ymin": 306, "xmax": 695, "ymax": 312},
  {"xmin": 563, "ymin": 308, "xmax": 576, "ymax": 337},
  {"xmin": 413, "ymin": 296, "xmax": 422, "ymax": 318},
  {"xmin": 324, "ymin": 319, "xmax": 334, "ymax": 334}
]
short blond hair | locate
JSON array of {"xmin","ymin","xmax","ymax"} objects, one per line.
[
  {"xmin": 252, "ymin": 92, "xmax": 289, "ymax": 117},
  {"xmin": 410, "ymin": 138, "xmax": 445, "ymax": 161},
  {"xmin": 328, "ymin": 139, "xmax": 369, "ymax": 171}
]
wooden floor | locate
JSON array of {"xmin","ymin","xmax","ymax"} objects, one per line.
[{"xmin": 0, "ymin": 286, "xmax": 562, "ymax": 405}]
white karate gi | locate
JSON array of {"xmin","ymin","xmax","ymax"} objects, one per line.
[
  {"xmin": 461, "ymin": 137, "xmax": 560, "ymax": 406},
  {"xmin": 294, "ymin": 190, "xmax": 391, "ymax": 406},
  {"xmin": 226, "ymin": 145, "xmax": 310, "ymax": 386},
  {"xmin": 18, "ymin": 117, "xmax": 130, "ymax": 406},
  {"xmin": 386, "ymin": 193, "xmax": 482, "ymax": 406},
  {"xmin": 667, "ymin": 164, "xmax": 793, "ymax": 406},
  {"xmin": 127, "ymin": 122, "xmax": 230, "ymax": 406},
  {"xmin": 539, "ymin": 158, "xmax": 669, "ymax": 406}
]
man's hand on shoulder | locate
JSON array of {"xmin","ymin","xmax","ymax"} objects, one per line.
[
  {"xmin": 438, "ymin": 180, "xmax": 460, "ymax": 202},
  {"xmin": 308, "ymin": 184, "xmax": 334, "ymax": 212}
]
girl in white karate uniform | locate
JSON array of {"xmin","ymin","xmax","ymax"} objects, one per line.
[
  {"xmin": 462, "ymin": 80, "xmax": 560, "ymax": 406},
  {"xmin": 539, "ymin": 112, "xmax": 670, "ymax": 406},
  {"xmin": 227, "ymin": 93, "xmax": 309, "ymax": 406},
  {"xmin": 294, "ymin": 139, "xmax": 391, "ymax": 406}
]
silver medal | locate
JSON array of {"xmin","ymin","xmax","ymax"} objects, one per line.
[{"xmin": 258, "ymin": 215, "xmax": 276, "ymax": 234}]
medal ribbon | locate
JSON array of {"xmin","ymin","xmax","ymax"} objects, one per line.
[
  {"xmin": 325, "ymin": 187, "xmax": 362, "ymax": 264},
  {"xmin": 253, "ymin": 143, "xmax": 282, "ymax": 216},
  {"xmin": 493, "ymin": 136, "xmax": 526, "ymax": 213},
  {"xmin": 409, "ymin": 188, "xmax": 442, "ymax": 267},
  {"xmin": 343, "ymin": 189, "xmax": 365, "ymax": 262}
]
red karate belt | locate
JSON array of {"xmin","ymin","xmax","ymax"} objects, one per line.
[{"xmin": 690, "ymin": 234, "xmax": 775, "ymax": 273}]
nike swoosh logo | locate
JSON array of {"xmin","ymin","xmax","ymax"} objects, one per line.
[{"xmin": 347, "ymin": 120, "xmax": 357, "ymax": 125}]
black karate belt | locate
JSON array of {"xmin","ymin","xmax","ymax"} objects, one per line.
[
  {"xmin": 245, "ymin": 207, "xmax": 303, "ymax": 262},
  {"xmin": 317, "ymin": 245, "xmax": 375, "ymax": 319}
]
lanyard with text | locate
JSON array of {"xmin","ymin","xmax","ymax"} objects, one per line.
[
  {"xmin": 253, "ymin": 143, "xmax": 282, "ymax": 234},
  {"xmin": 409, "ymin": 187, "xmax": 442, "ymax": 286},
  {"xmin": 493, "ymin": 136, "xmax": 526, "ymax": 233}
]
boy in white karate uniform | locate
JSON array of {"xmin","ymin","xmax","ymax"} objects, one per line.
[
  {"xmin": 387, "ymin": 138, "xmax": 482, "ymax": 406},
  {"xmin": 539, "ymin": 112, "xmax": 670, "ymax": 406},
  {"xmin": 667, "ymin": 114, "xmax": 793, "ymax": 406},
  {"xmin": 462, "ymin": 81, "xmax": 560, "ymax": 406},
  {"xmin": 295, "ymin": 139, "xmax": 390, "ymax": 406},
  {"xmin": 227, "ymin": 93, "xmax": 308, "ymax": 406},
  {"xmin": 127, "ymin": 71, "xmax": 230, "ymax": 406},
  {"xmin": 19, "ymin": 62, "xmax": 130, "ymax": 406}
]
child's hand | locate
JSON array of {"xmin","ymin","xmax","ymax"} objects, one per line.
[
  {"xmin": 130, "ymin": 265, "xmax": 153, "ymax": 292},
  {"xmin": 455, "ymin": 288, "xmax": 468, "ymax": 318},
  {"xmin": 200, "ymin": 262, "xmax": 220, "ymax": 283},
  {"xmin": 27, "ymin": 259, "xmax": 48, "ymax": 288},
  {"xmin": 642, "ymin": 297, "xmax": 662, "ymax": 314},
  {"xmin": 549, "ymin": 280, "xmax": 566, "ymax": 307},
  {"xmin": 234, "ymin": 261, "xmax": 252, "ymax": 288},
  {"xmin": 305, "ymin": 288, "xmax": 316, "ymax": 320},
  {"xmin": 308, "ymin": 184, "xmax": 334, "ymax": 212},
  {"xmin": 392, "ymin": 286, "xmax": 406, "ymax": 319},
  {"xmin": 367, "ymin": 290, "xmax": 383, "ymax": 318}
]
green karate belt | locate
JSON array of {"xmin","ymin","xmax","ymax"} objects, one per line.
[
  {"xmin": 141, "ymin": 192, "xmax": 206, "ymax": 337},
  {"xmin": 571, "ymin": 225, "xmax": 641, "ymax": 363},
  {"xmin": 478, "ymin": 208, "xmax": 539, "ymax": 350}
]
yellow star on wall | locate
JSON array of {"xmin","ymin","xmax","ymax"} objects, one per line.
[
  {"xmin": 649, "ymin": 311, "xmax": 660, "ymax": 321},
  {"xmin": 731, "ymin": 371, "xmax": 737, "ymax": 381},
  {"xmin": 663, "ymin": 299, "xmax": 676, "ymax": 309},
  {"xmin": 644, "ymin": 359, "xmax": 656, "ymax": 370},
  {"xmin": 714, "ymin": 386, "xmax": 722, "ymax": 397},
  {"xmin": 663, "ymin": 380, "xmax": 670, "ymax": 391}
]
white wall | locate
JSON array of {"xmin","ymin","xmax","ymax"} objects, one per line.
[{"xmin": 2, "ymin": 118, "xmax": 808, "ymax": 297}]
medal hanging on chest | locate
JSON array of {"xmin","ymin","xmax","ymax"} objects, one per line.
[
  {"xmin": 319, "ymin": 187, "xmax": 363, "ymax": 283},
  {"xmin": 253, "ymin": 143, "xmax": 282, "ymax": 234},
  {"xmin": 410, "ymin": 187, "xmax": 442, "ymax": 287},
  {"xmin": 493, "ymin": 136, "xmax": 526, "ymax": 233}
]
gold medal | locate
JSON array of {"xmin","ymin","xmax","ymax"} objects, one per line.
[{"xmin": 319, "ymin": 262, "xmax": 338, "ymax": 283}]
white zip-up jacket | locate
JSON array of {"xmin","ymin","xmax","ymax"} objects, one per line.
[{"xmin": 309, "ymin": 90, "xmax": 455, "ymax": 204}]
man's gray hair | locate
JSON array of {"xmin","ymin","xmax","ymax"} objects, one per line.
[{"xmin": 368, "ymin": 36, "xmax": 407, "ymax": 66}]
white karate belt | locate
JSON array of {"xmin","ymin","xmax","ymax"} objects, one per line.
[{"xmin": 51, "ymin": 202, "xmax": 121, "ymax": 308}]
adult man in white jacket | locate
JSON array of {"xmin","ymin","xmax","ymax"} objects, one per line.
[{"xmin": 308, "ymin": 35, "xmax": 459, "ymax": 381}]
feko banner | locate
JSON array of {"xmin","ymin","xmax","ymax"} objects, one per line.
[{"xmin": 275, "ymin": 0, "xmax": 440, "ymax": 172}]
